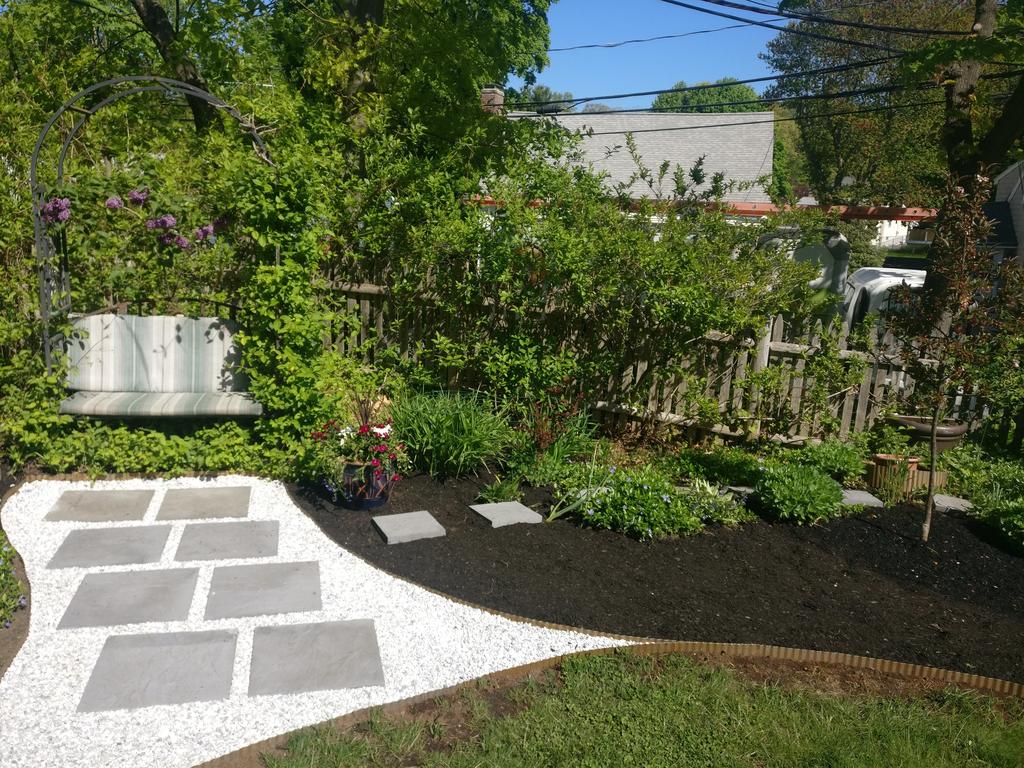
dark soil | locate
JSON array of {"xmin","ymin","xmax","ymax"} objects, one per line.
[{"xmin": 290, "ymin": 473, "xmax": 1024, "ymax": 684}]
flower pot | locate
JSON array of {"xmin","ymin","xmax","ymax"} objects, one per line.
[
  {"xmin": 885, "ymin": 414, "xmax": 969, "ymax": 455},
  {"xmin": 867, "ymin": 454, "xmax": 919, "ymax": 495},
  {"xmin": 336, "ymin": 462, "xmax": 393, "ymax": 510}
]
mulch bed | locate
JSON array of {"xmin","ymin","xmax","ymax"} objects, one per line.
[
  {"xmin": 0, "ymin": 463, "xmax": 30, "ymax": 678},
  {"xmin": 290, "ymin": 473, "xmax": 1024, "ymax": 685}
]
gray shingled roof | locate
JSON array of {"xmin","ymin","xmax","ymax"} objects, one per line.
[{"xmin": 531, "ymin": 112, "xmax": 775, "ymax": 203}]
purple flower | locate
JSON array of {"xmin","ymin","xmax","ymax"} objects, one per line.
[
  {"xmin": 174, "ymin": 235, "xmax": 191, "ymax": 250},
  {"xmin": 159, "ymin": 232, "xmax": 176, "ymax": 245},
  {"xmin": 661, "ymin": 494, "xmax": 671, "ymax": 503},
  {"xmin": 105, "ymin": 196, "xmax": 124, "ymax": 210},
  {"xmin": 2, "ymin": 621, "xmax": 10, "ymax": 629},
  {"xmin": 41, "ymin": 196, "xmax": 71, "ymax": 224},
  {"xmin": 18, "ymin": 596, "xmax": 26, "ymax": 608},
  {"xmin": 159, "ymin": 213, "xmax": 176, "ymax": 228},
  {"xmin": 194, "ymin": 223, "xmax": 216, "ymax": 241},
  {"xmin": 128, "ymin": 188, "xmax": 149, "ymax": 205}
]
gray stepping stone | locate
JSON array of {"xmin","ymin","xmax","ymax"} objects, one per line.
[
  {"xmin": 726, "ymin": 486, "xmax": 755, "ymax": 498},
  {"xmin": 78, "ymin": 630, "xmax": 236, "ymax": 712},
  {"xmin": 46, "ymin": 489, "xmax": 154, "ymax": 522},
  {"xmin": 48, "ymin": 525, "xmax": 171, "ymax": 569},
  {"xmin": 59, "ymin": 568, "xmax": 199, "ymax": 629},
  {"xmin": 842, "ymin": 489, "xmax": 884, "ymax": 508},
  {"xmin": 156, "ymin": 486, "xmax": 251, "ymax": 520},
  {"xmin": 248, "ymin": 620, "xmax": 384, "ymax": 696},
  {"xmin": 174, "ymin": 520, "xmax": 279, "ymax": 562},
  {"xmin": 204, "ymin": 561, "xmax": 321, "ymax": 620},
  {"xmin": 372, "ymin": 510, "xmax": 446, "ymax": 544},
  {"xmin": 469, "ymin": 501, "xmax": 543, "ymax": 528},
  {"xmin": 934, "ymin": 494, "xmax": 973, "ymax": 513}
]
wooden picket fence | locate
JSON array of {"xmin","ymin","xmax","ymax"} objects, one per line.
[{"xmin": 329, "ymin": 282, "xmax": 1023, "ymax": 448}]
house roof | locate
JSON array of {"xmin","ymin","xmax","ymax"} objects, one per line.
[
  {"xmin": 982, "ymin": 201, "xmax": 1019, "ymax": 249},
  {"xmin": 524, "ymin": 111, "xmax": 775, "ymax": 203}
]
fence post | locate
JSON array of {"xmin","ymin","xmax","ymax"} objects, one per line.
[{"xmin": 747, "ymin": 316, "xmax": 775, "ymax": 440}]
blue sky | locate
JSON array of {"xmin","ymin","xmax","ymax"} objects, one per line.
[{"xmin": 513, "ymin": 0, "xmax": 778, "ymax": 109}]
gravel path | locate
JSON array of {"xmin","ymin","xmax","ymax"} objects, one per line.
[{"xmin": 0, "ymin": 477, "xmax": 631, "ymax": 768}]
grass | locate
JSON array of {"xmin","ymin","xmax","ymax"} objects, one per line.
[{"xmin": 264, "ymin": 652, "xmax": 1024, "ymax": 768}]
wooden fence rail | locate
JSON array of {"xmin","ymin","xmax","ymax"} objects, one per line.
[{"xmin": 328, "ymin": 283, "xmax": 1022, "ymax": 448}]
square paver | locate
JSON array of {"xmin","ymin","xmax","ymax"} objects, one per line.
[
  {"xmin": 156, "ymin": 486, "xmax": 251, "ymax": 520},
  {"xmin": 58, "ymin": 568, "xmax": 199, "ymax": 629},
  {"xmin": 78, "ymin": 630, "xmax": 236, "ymax": 712},
  {"xmin": 372, "ymin": 510, "xmax": 446, "ymax": 544},
  {"xmin": 48, "ymin": 525, "xmax": 171, "ymax": 569},
  {"xmin": 469, "ymin": 501, "xmax": 543, "ymax": 528},
  {"xmin": 204, "ymin": 561, "xmax": 321, "ymax": 620},
  {"xmin": 841, "ymin": 489, "xmax": 884, "ymax": 508},
  {"xmin": 46, "ymin": 489, "xmax": 154, "ymax": 522},
  {"xmin": 248, "ymin": 620, "xmax": 384, "ymax": 696},
  {"xmin": 174, "ymin": 520, "xmax": 279, "ymax": 562},
  {"xmin": 934, "ymin": 494, "xmax": 973, "ymax": 513}
]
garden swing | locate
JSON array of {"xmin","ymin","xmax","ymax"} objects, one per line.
[{"xmin": 31, "ymin": 76, "xmax": 273, "ymax": 419}]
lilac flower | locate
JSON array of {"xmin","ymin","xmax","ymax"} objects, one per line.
[
  {"xmin": 194, "ymin": 223, "xmax": 215, "ymax": 241},
  {"xmin": 105, "ymin": 196, "xmax": 124, "ymax": 210},
  {"xmin": 41, "ymin": 196, "xmax": 71, "ymax": 224},
  {"xmin": 128, "ymin": 188, "xmax": 149, "ymax": 205}
]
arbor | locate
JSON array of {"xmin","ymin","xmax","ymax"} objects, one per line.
[{"xmin": 651, "ymin": 77, "xmax": 761, "ymax": 112}]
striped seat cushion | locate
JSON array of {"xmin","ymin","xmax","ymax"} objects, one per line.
[
  {"xmin": 65, "ymin": 314, "xmax": 250, "ymax": 393},
  {"xmin": 59, "ymin": 391, "xmax": 263, "ymax": 418}
]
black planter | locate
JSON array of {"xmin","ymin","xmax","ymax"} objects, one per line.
[
  {"xmin": 332, "ymin": 462, "xmax": 393, "ymax": 510},
  {"xmin": 885, "ymin": 414, "xmax": 969, "ymax": 455}
]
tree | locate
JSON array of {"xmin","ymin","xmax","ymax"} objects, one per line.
[
  {"xmin": 651, "ymin": 77, "xmax": 761, "ymax": 113},
  {"xmin": 511, "ymin": 83, "xmax": 574, "ymax": 113},
  {"xmin": 884, "ymin": 175, "xmax": 1024, "ymax": 541},
  {"xmin": 761, "ymin": 0, "xmax": 967, "ymax": 206},
  {"xmin": 580, "ymin": 102, "xmax": 613, "ymax": 113}
]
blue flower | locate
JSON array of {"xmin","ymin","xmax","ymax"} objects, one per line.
[
  {"xmin": 608, "ymin": 466, "xmax": 616, "ymax": 474},
  {"xmin": 586, "ymin": 508, "xmax": 594, "ymax": 516},
  {"xmin": 661, "ymin": 494, "xmax": 671, "ymax": 503},
  {"xmin": 18, "ymin": 596, "xmax": 27, "ymax": 608}
]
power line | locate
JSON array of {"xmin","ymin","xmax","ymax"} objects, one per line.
[
  {"xmin": 655, "ymin": 0, "xmax": 905, "ymax": 53},
  {"xmin": 510, "ymin": 69, "xmax": 1023, "ymax": 117},
  {"xmin": 510, "ymin": 55, "xmax": 901, "ymax": 107},
  {"xmin": 691, "ymin": 0, "xmax": 970, "ymax": 36},
  {"xmin": 549, "ymin": 20, "xmax": 785, "ymax": 52},
  {"xmin": 582, "ymin": 99, "xmax": 943, "ymax": 136}
]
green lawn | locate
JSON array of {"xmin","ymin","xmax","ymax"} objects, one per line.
[{"xmin": 265, "ymin": 652, "xmax": 1024, "ymax": 768}]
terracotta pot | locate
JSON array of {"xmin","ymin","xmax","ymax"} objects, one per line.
[{"xmin": 885, "ymin": 414, "xmax": 969, "ymax": 455}]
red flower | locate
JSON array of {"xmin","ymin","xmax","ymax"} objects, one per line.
[
  {"xmin": 358, "ymin": 424, "xmax": 370, "ymax": 435},
  {"xmin": 371, "ymin": 458, "xmax": 381, "ymax": 467},
  {"xmin": 389, "ymin": 453, "xmax": 397, "ymax": 460},
  {"xmin": 392, "ymin": 474, "xmax": 402, "ymax": 482}
]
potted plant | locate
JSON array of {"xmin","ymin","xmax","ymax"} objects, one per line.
[
  {"xmin": 884, "ymin": 413, "xmax": 968, "ymax": 455},
  {"xmin": 311, "ymin": 418, "xmax": 409, "ymax": 509},
  {"xmin": 866, "ymin": 422, "xmax": 920, "ymax": 496}
]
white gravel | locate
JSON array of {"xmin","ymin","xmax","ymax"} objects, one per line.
[{"xmin": 0, "ymin": 476, "xmax": 633, "ymax": 768}]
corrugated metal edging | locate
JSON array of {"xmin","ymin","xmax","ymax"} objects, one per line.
[{"xmin": 199, "ymin": 640, "xmax": 1024, "ymax": 768}]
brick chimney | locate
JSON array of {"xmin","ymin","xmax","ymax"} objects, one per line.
[{"xmin": 481, "ymin": 86, "xmax": 505, "ymax": 115}]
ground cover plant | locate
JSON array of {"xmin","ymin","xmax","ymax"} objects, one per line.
[
  {"xmin": 264, "ymin": 652, "xmax": 1024, "ymax": 768},
  {"xmin": 0, "ymin": 531, "xmax": 26, "ymax": 629}
]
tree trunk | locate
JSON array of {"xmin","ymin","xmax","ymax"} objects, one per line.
[
  {"xmin": 128, "ymin": 0, "xmax": 218, "ymax": 134},
  {"xmin": 922, "ymin": 405, "xmax": 941, "ymax": 542},
  {"xmin": 940, "ymin": 0, "xmax": 997, "ymax": 184}
]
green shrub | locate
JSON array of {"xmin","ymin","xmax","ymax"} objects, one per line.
[
  {"xmin": 755, "ymin": 463, "xmax": 843, "ymax": 524},
  {"xmin": 0, "ymin": 531, "xmax": 26, "ymax": 629},
  {"xmin": 673, "ymin": 446, "xmax": 762, "ymax": 487},
  {"xmin": 973, "ymin": 490, "xmax": 1024, "ymax": 551},
  {"xmin": 521, "ymin": 414, "xmax": 599, "ymax": 486},
  {"xmin": 477, "ymin": 475, "xmax": 523, "ymax": 503},
  {"xmin": 682, "ymin": 478, "xmax": 757, "ymax": 527},
  {"xmin": 577, "ymin": 464, "xmax": 703, "ymax": 541},
  {"xmin": 390, "ymin": 391, "xmax": 513, "ymax": 478},
  {"xmin": 792, "ymin": 437, "xmax": 867, "ymax": 485}
]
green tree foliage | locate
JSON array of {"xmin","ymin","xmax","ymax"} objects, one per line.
[
  {"xmin": 651, "ymin": 77, "xmax": 761, "ymax": 113},
  {"xmin": 509, "ymin": 83, "xmax": 575, "ymax": 113},
  {"xmin": 761, "ymin": 0, "xmax": 970, "ymax": 206}
]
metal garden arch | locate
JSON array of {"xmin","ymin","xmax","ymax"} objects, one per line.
[{"xmin": 30, "ymin": 76, "xmax": 274, "ymax": 370}]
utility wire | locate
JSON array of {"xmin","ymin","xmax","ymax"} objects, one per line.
[
  {"xmin": 655, "ymin": 0, "xmax": 905, "ymax": 53},
  {"xmin": 581, "ymin": 98, "xmax": 943, "ymax": 136},
  {"xmin": 510, "ymin": 55, "xmax": 900, "ymax": 107},
  {"xmin": 688, "ymin": 0, "xmax": 970, "ymax": 36},
  {"xmin": 510, "ymin": 69, "xmax": 1023, "ymax": 117},
  {"xmin": 549, "ymin": 20, "xmax": 785, "ymax": 52}
]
